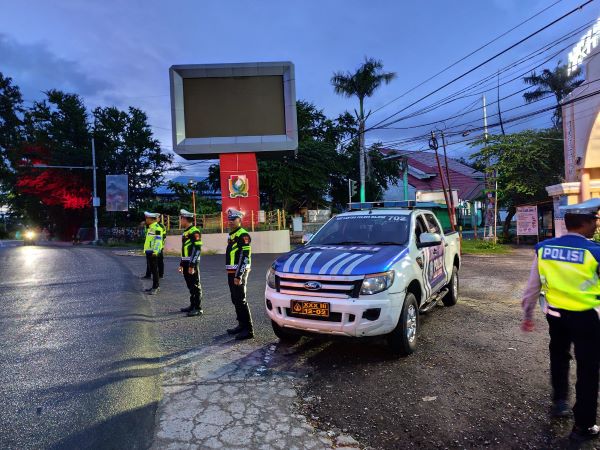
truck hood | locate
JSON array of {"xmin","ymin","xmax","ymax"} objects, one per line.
[{"xmin": 273, "ymin": 245, "xmax": 408, "ymax": 276}]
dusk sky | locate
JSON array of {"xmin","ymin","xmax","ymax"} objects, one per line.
[{"xmin": 1, "ymin": 0, "xmax": 598, "ymax": 177}]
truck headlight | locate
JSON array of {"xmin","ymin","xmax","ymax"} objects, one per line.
[
  {"xmin": 360, "ymin": 271, "xmax": 395, "ymax": 295},
  {"xmin": 25, "ymin": 231, "xmax": 35, "ymax": 240},
  {"xmin": 266, "ymin": 267, "xmax": 276, "ymax": 289}
]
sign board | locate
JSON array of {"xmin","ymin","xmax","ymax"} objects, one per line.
[
  {"xmin": 106, "ymin": 175, "xmax": 128, "ymax": 211},
  {"xmin": 416, "ymin": 189, "xmax": 459, "ymax": 205},
  {"xmin": 553, "ymin": 196, "xmax": 568, "ymax": 237},
  {"xmin": 516, "ymin": 206, "xmax": 539, "ymax": 236},
  {"xmin": 169, "ymin": 62, "xmax": 298, "ymax": 159}
]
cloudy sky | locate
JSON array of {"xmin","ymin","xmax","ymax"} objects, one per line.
[{"xmin": 1, "ymin": 0, "xmax": 598, "ymax": 177}]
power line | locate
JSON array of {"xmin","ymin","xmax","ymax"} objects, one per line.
[
  {"xmin": 368, "ymin": 0, "xmax": 595, "ymax": 132},
  {"xmin": 369, "ymin": 0, "xmax": 566, "ymax": 116}
]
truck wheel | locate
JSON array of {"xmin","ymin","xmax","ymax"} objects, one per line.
[
  {"xmin": 271, "ymin": 320, "xmax": 301, "ymax": 344},
  {"xmin": 442, "ymin": 266, "xmax": 459, "ymax": 307},
  {"xmin": 387, "ymin": 292, "xmax": 419, "ymax": 357}
]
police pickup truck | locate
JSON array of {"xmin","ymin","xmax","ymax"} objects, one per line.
[{"xmin": 265, "ymin": 202, "xmax": 460, "ymax": 356}]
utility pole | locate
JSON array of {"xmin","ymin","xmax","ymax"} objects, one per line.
[
  {"xmin": 440, "ymin": 131, "xmax": 456, "ymax": 229},
  {"xmin": 401, "ymin": 157, "xmax": 409, "ymax": 201},
  {"xmin": 91, "ymin": 138, "xmax": 99, "ymax": 244},
  {"xmin": 482, "ymin": 94, "xmax": 494, "ymax": 239},
  {"xmin": 429, "ymin": 131, "xmax": 455, "ymax": 232},
  {"xmin": 497, "ymin": 71, "xmax": 506, "ymax": 136}
]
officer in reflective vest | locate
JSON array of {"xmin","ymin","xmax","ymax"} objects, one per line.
[
  {"xmin": 178, "ymin": 209, "xmax": 203, "ymax": 317},
  {"xmin": 143, "ymin": 211, "xmax": 162, "ymax": 295},
  {"xmin": 142, "ymin": 215, "xmax": 167, "ymax": 279},
  {"xmin": 225, "ymin": 209, "xmax": 254, "ymax": 340},
  {"xmin": 522, "ymin": 198, "xmax": 600, "ymax": 442}
]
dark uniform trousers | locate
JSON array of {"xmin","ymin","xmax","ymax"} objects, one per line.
[
  {"xmin": 146, "ymin": 252, "xmax": 160, "ymax": 289},
  {"xmin": 547, "ymin": 307, "xmax": 600, "ymax": 428},
  {"xmin": 146, "ymin": 251, "xmax": 164, "ymax": 278},
  {"xmin": 182, "ymin": 261, "xmax": 202, "ymax": 310},
  {"xmin": 227, "ymin": 270, "xmax": 252, "ymax": 330}
]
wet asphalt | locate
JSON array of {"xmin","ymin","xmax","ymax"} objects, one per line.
[{"xmin": 0, "ymin": 243, "xmax": 161, "ymax": 450}]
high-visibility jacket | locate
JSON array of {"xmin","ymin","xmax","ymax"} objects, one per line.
[
  {"xmin": 537, "ymin": 234, "xmax": 600, "ymax": 311},
  {"xmin": 181, "ymin": 225, "xmax": 202, "ymax": 265},
  {"xmin": 144, "ymin": 222, "xmax": 163, "ymax": 255},
  {"xmin": 225, "ymin": 227, "xmax": 251, "ymax": 278}
]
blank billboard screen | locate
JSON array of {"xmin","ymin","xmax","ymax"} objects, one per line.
[{"xmin": 183, "ymin": 76, "xmax": 286, "ymax": 138}]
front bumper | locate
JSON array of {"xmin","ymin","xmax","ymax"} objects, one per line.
[{"xmin": 265, "ymin": 287, "xmax": 403, "ymax": 337}]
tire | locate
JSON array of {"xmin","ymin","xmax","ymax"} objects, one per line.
[
  {"xmin": 271, "ymin": 320, "xmax": 301, "ymax": 344},
  {"xmin": 442, "ymin": 266, "xmax": 459, "ymax": 307},
  {"xmin": 387, "ymin": 292, "xmax": 419, "ymax": 357}
]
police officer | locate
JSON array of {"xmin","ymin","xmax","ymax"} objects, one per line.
[
  {"xmin": 178, "ymin": 209, "xmax": 203, "ymax": 317},
  {"xmin": 143, "ymin": 211, "xmax": 162, "ymax": 295},
  {"xmin": 142, "ymin": 216, "xmax": 166, "ymax": 279},
  {"xmin": 225, "ymin": 209, "xmax": 254, "ymax": 340},
  {"xmin": 522, "ymin": 198, "xmax": 600, "ymax": 442}
]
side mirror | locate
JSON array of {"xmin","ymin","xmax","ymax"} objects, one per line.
[
  {"xmin": 302, "ymin": 233, "xmax": 314, "ymax": 244},
  {"xmin": 417, "ymin": 232, "xmax": 442, "ymax": 248}
]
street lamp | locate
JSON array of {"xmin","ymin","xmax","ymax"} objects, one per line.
[{"xmin": 188, "ymin": 179, "xmax": 197, "ymax": 226}]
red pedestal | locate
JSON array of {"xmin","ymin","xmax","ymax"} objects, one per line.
[{"xmin": 219, "ymin": 153, "xmax": 260, "ymax": 227}]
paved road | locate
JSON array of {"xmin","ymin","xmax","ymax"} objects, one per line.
[{"xmin": 0, "ymin": 244, "xmax": 161, "ymax": 450}]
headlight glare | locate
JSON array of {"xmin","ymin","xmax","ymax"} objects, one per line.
[
  {"xmin": 360, "ymin": 271, "xmax": 395, "ymax": 295},
  {"xmin": 266, "ymin": 267, "xmax": 276, "ymax": 289}
]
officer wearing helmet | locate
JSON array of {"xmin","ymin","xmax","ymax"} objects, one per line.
[
  {"xmin": 522, "ymin": 198, "xmax": 600, "ymax": 442},
  {"xmin": 178, "ymin": 209, "xmax": 203, "ymax": 317},
  {"xmin": 225, "ymin": 209, "xmax": 254, "ymax": 340},
  {"xmin": 143, "ymin": 211, "xmax": 162, "ymax": 295}
]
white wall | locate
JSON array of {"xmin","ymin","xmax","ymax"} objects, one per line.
[{"xmin": 165, "ymin": 229, "xmax": 290, "ymax": 254}]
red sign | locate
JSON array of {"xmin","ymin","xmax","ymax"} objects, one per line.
[{"xmin": 219, "ymin": 153, "xmax": 260, "ymax": 227}]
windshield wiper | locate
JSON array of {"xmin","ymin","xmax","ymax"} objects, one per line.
[
  {"xmin": 322, "ymin": 241, "xmax": 367, "ymax": 245},
  {"xmin": 374, "ymin": 241, "xmax": 405, "ymax": 246}
]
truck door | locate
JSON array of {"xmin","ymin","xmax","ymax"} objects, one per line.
[{"xmin": 423, "ymin": 213, "xmax": 447, "ymax": 294}]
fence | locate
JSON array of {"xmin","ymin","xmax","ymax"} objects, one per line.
[{"xmin": 163, "ymin": 209, "xmax": 286, "ymax": 234}]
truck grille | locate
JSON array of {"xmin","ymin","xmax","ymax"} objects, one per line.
[{"xmin": 276, "ymin": 274, "xmax": 363, "ymax": 299}]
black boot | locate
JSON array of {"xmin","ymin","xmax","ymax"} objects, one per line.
[
  {"xmin": 187, "ymin": 309, "xmax": 203, "ymax": 317},
  {"xmin": 570, "ymin": 425, "xmax": 600, "ymax": 442},
  {"xmin": 235, "ymin": 329, "xmax": 254, "ymax": 340},
  {"xmin": 227, "ymin": 324, "xmax": 244, "ymax": 335}
]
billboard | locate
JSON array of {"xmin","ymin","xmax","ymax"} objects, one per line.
[
  {"xmin": 106, "ymin": 175, "xmax": 128, "ymax": 212},
  {"xmin": 169, "ymin": 62, "xmax": 298, "ymax": 159},
  {"xmin": 516, "ymin": 205, "xmax": 538, "ymax": 236}
]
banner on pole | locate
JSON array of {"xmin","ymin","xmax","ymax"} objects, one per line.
[
  {"xmin": 516, "ymin": 205, "xmax": 538, "ymax": 236},
  {"xmin": 106, "ymin": 175, "xmax": 128, "ymax": 211}
]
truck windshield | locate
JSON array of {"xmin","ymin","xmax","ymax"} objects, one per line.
[{"xmin": 309, "ymin": 214, "xmax": 410, "ymax": 246}]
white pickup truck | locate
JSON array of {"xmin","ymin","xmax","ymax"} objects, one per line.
[{"xmin": 265, "ymin": 203, "xmax": 461, "ymax": 356}]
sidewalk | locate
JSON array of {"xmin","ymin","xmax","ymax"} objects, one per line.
[
  {"xmin": 153, "ymin": 340, "xmax": 362, "ymax": 450},
  {"xmin": 117, "ymin": 252, "xmax": 362, "ymax": 450}
]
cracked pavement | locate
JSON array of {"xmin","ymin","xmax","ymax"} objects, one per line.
[{"xmin": 153, "ymin": 341, "xmax": 360, "ymax": 450}]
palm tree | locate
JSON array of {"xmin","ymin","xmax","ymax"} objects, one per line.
[
  {"xmin": 332, "ymin": 57, "xmax": 396, "ymax": 202},
  {"xmin": 523, "ymin": 62, "xmax": 583, "ymax": 129}
]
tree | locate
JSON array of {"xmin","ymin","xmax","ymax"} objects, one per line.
[
  {"xmin": 523, "ymin": 62, "xmax": 583, "ymax": 129},
  {"xmin": 14, "ymin": 90, "xmax": 92, "ymax": 237},
  {"xmin": 0, "ymin": 72, "xmax": 24, "ymax": 211},
  {"xmin": 92, "ymin": 106, "xmax": 179, "ymax": 208},
  {"xmin": 331, "ymin": 57, "xmax": 396, "ymax": 202},
  {"xmin": 470, "ymin": 129, "xmax": 564, "ymax": 239},
  {"xmin": 256, "ymin": 101, "xmax": 350, "ymax": 211}
]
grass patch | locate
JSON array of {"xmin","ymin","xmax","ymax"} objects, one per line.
[{"xmin": 460, "ymin": 239, "xmax": 510, "ymax": 255}]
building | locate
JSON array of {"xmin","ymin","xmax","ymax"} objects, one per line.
[
  {"xmin": 546, "ymin": 18, "xmax": 600, "ymax": 236},
  {"xmin": 154, "ymin": 175, "xmax": 221, "ymax": 201},
  {"xmin": 380, "ymin": 150, "xmax": 485, "ymax": 227}
]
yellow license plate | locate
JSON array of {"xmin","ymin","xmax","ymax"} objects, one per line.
[{"xmin": 290, "ymin": 300, "xmax": 330, "ymax": 317}]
